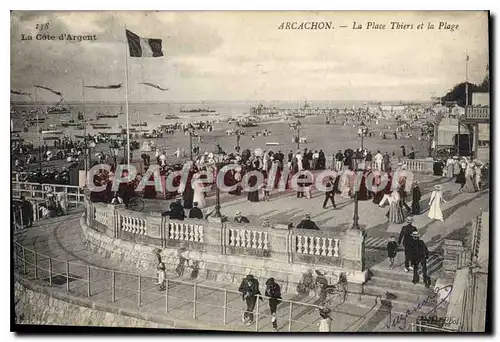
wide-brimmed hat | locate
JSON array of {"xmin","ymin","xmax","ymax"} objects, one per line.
[
  {"xmin": 411, "ymin": 231, "xmax": 420, "ymax": 238},
  {"xmin": 236, "ymin": 211, "xmax": 241, "ymax": 216},
  {"xmin": 406, "ymin": 216, "xmax": 413, "ymax": 223},
  {"xmin": 434, "ymin": 185, "xmax": 443, "ymax": 191}
]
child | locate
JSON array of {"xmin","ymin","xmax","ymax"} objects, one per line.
[
  {"xmin": 155, "ymin": 262, "xmax": 166, "ymax": 291},
  {"xmin": 262, "ymin": 179, "xmax": 270, "ymax": 201},
  {"xmin": 387, "ymin": 236, "xmax": 398, "ymax": 269},
  {"xmin": 265, "ymin": 278, "xmax": 282, "ymax": 332},
  {"xmin": 318, "ymin": 307, "xmax": 332, "ymax": 332}
]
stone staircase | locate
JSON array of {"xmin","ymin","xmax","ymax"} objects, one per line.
[{"xmin": 363, "ymin": 253, "xmax": 448, "ymax": 318}]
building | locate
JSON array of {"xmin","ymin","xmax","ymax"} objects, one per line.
[{"xmin": 462, "ymin": 92, "xmax": 490, "ymax": 161}]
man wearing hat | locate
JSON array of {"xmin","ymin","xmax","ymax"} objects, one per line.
[
  {"xmin": 398, "ymin": 216, "xmax": 417, "ymax": 272},
  {"xmin": 169, "ymin": 198, "xmax": 186, "ymax": 221},
  {"xmin": 409, "ymin": 231, "xmax": 431, "ymax": 287},
  {"xmin": 188, "ymin": 202, "xmax": 203, "ymax": 219},
  {"xmin": 238, "ymin": 274, "xmax": 262, "ymax": 326},
  {"xmin": 296, "ymin": 213, "xmax": 320, "ymax": 230},
  {"xmin": 234, "ymin": 211, "xmax": 250, "ymax": 224}
]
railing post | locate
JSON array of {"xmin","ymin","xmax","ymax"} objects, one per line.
[
  {"xmin": 111, "ymin": 270, "xmax": 115, "ymax": 302},
  {"xmin": 66, "ymin": 261, "xmax": 70, "ymax": 292},
  {"xmin": 20, "ymin": 209, "xmax": 23, "ymax": 230},
  {"xmin": 165, "ymin": 278, "xmax": 169, "ymax": 313},
  {"xmin": 48, "ymin": 258, "xmax": 53, "ymax": 285},
  {"xmin": 33, "ymin": 252, "xmax": 38, "ymax": 280},
  {"xmin": 193, "ymin": 283, "xmax": 197, "ymax": 319},
  {"xmin": 255, "ymin": 295, "xmax": 260, "ymax": 331},
  {"xmin": 223, "ymin": 289, "xmax": 227, "ymax": 325},
  {"xmin": 87, "ymin": 266, "xmax": 91, "ymax": 297},
  {"xmin": 137, "ymin": 275, "xmax": 142, "ymax": 308},
  {"xmin": 22, "ymin": 248, "xmax": 26, "ymax": 274},
  {"xmin": 288, "ymin": 301, "xmax": 293, "ymax": 332}
]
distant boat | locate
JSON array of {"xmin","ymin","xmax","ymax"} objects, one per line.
[
  {"xmin": 91, "ymin": 123, "xmax": 112, "ymax": 129},
  {"xmin": 96, "ymin": 111, "xmax": 118, "ymax": 119},
  {"xmin": 165, "ymin": 114, "xmax": 180, "ymax": 120},
  {"xmin": 46, "ymin": 106, "xmax": 71, "ymax": 114},
  {"xmin": 154, "ymin": 112, "xmax": 162, "ymax": 116},
  {"xmin": 131, "ymin": 122, "xmax": 148, "ymax": 127},
  {"xmin": 180, "ymin": 107, "xmax": 217, "ymax": 113}
]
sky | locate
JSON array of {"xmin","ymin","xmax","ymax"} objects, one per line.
[{"xmin": 10, "ymin": 11, "xmax": 489, "ymax": 103}]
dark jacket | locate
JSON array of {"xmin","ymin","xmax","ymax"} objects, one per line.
[
  {"xmin": 335, "ymin": 152, "xmax": 344, "ymax": 161},
  {"xmin": 235, "ymin": 216, "xmax": 250, "ymax": 224},
  {"xmin": 387, "ymin": 241, "xmax": 398, "ymax": 258},
  {"xmin": 409, "ymin": 239, "xmax": 429, "ymax": 262},
  {"xmin": 188, "ymin": 207, "xmax": 203, "ymax": 219},
  {"xmin": 398, "ymin": 224, "xmax": 417, "ymax": 246},
  {"xmin": 297, "ymin": 219, "xmax": 320, "ymax": 230},
  {"xmin": 238, "ymin": 276, "xmax": 261, "ymax": 300},
  {"xmin": 169, "ymin": 202, "xmax": 185, "ymax": 220},
  {"xmin": 265, "ymin": 282, "xmax": 282, "ymax": 303},
  {"xmin": 412, "ymin": 186, "xmax": 422, "ymax": 201}
]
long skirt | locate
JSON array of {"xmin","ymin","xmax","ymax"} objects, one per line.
[
  {"xmin": 387, "ymin": 201, "xmax": 406, "ymax": 224},
  {"xmin": 464, "ymin": 176, "xmax": 477, "ymax": 193},
  {"xmin": 446, "ymin": 164, "xmax": 454, "ymax": 179},
  {"xmin": 372, "ymin": 191, "xmax": 384, "ymax": 205},
  {"xmin": 455, "ymin": 170, "xmax": 466, "ymax": 185}
]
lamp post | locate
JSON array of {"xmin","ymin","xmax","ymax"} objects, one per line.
[
  {"xmin": 235, "ymin": 128, "xmax": 241, "ymax": 152},
  {"xmin": 188, "ymin": 126, "xmax": 194, "ymax": 161},
  {"xmin": 112, "ymin": 147, "xmax": 119, "ymax": 168},
  {"xmin": 359, "ymin": 124, "xmax": 367, "ymax": 150},
  {"xmin": 296, "ymin": 120, "xmax": 301, "ymax": 150},
  {"xmin": 351, "ymin": 190, "xmax": 360, "ymax": 230},
  {"xmin": 212, "ymin": 146, "xmax": 226, "ymax": 218}
]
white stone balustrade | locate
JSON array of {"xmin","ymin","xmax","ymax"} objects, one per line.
[
  {"xmin": 228, "ymin": 227, "xmax": 269, "ymax": 250},
  {"xmin": 168, "ymin": 222, "xmax": 204, "ymax": 243},
  {"xmin": 94, "ymin": 204, "xmax": 108, "ymax": 226},
  {"xmin": 295, "ymin": 233, "xmax": 340, "ymax": 257},
  {"xmin": 117, "ymin": 211, "xmax": 147, "ymax": 235}
]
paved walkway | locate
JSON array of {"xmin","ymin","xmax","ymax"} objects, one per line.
[{"xmin": 14, "ymin": 211, "xmax": 379, "ymax": 332}]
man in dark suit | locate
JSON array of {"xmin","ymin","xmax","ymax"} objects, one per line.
[
  {"xmin": 169, "ymin": 199, "xmax": 185, "ymax": 220},
  {"xmin": 398, "ymin": 216, "xmax": 417, "ymax": 272},
  {"xmin": 322, "ymin": 176, "xmax": 337, "ymax": 209},
  {"xmin": 188, "ymin": 202, "xmax": 203, "ymax": 219},
  {"xmin": 238, "ymin": 274, "xmax": 262, "ymax": 325},
  {"xmin": 234, "ymin": 211, "xmax": 250, "ymax": 224},
  {"xmin": 296, "ymin": 213, "xmax": 320, "ymax": 230},
  {"xmin": 409, "ymin": 231, "xmax": 431, "ymax": 287}
]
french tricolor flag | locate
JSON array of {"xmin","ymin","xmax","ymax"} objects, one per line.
[{"xmin": 126, "ymin": 29, "xmax": 164, "ymax": 58}]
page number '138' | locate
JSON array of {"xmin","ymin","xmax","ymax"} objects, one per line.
[{"xmin": 36, "ymin": 23, "xmax": 49, "ymax": 30}]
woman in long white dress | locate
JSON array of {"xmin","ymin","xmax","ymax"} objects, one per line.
[
  {"xmin": 340, "ymin": 172, "xmax": 351, "ymax": 199},
  {"xmin": 463, "ymin": 163, "xmax": 477, "ymax": 193},
  {"xmin": 192, "ymin": 173, "xmax": 207, "ymax": 209},
  {"xmin": 428, "ymin": 185, "xmax": 447, "ymax": 222}
]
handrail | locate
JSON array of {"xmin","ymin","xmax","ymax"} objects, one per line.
[
  {"xmin": 410, "ymin": 323, "xmax": 457, "ymax": 332},
  {"xmin": 14, "ymin": 240, "xmax": 347, "ymax": 331}
]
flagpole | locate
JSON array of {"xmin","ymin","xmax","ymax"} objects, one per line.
[
  {"xmin": 124, "ymin": 26, "xmax": 131, "ymax": 166},
  {"xmin": 82, "ymin": 79, "xmax": 88, "ymax": 174},
  {"xmin": 33, "ymin": 85, "xmax": 42, "ymax": 175}
]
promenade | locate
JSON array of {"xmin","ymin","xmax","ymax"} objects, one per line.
[{"xmin": 13, "ymin": 172, "xmax": 489, "ymax": 331}]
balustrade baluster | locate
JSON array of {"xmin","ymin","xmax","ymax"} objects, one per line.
[
  {"xmin": 193, "ymin": 225, "xmax": 199, "ymax": 242},
  {"xmin": 327, "ymin": 238, "xmax": 333, "ymax": 256},
  {"xmin": 169, "ymin": 223, "xmax": 174, "ymax": 239},
  {"xmin": 199, "ymin": 226, "xmax": 204, "ymax": 243},
  {"xmin": 263, "ymin": 232, "xmax": 268, "ymax": 250},
  {"xmin": 229, "ymin": 229, "xmax": 235, "ymax": 246},
  {"xmin": 257, "ymin": 232, "xmax": 263, "ymax": 249},
  {"xmin": 333, "ymin": 238, "xmax": 340, "ymax": 257},
  {"xmin": 189, "ymin": 224, "xmax": 194, "ymax": 241},
  {"xmin": 251, "ymin": 231, "xmax": 257, "ymax": 249},
  {"xmin": 314, "ymin": 237, "xmax": 321, "ymax": 255},
  {"xmin": 235, "ymin": 230, "xmax": 241, "ymax": 247},
  {"xmin": 296, "ymin": 236, "xmax": 303, "ymax": 253},
  {"xmin": 321, "ymin": 238, "xmax": 327, "ymax": 256},
  {"xmin": 246, "ymin": 230, "xmax": 251, "ymax": 248},
  {"xmin": 174, "ymin": 223, "xmax": 180, "ymax": 240}
]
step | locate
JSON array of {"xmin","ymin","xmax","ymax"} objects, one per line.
[
  {"xmin": 367, "ymin": 275, "xmax": 436, "ymax": 292},
  {"xmin": 369, "ymin": 257, "xmax": 443, "ymax": 280},
  {"xmin": 362, "ymin": 283, "xmax": 435, "ymax": 304}
]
